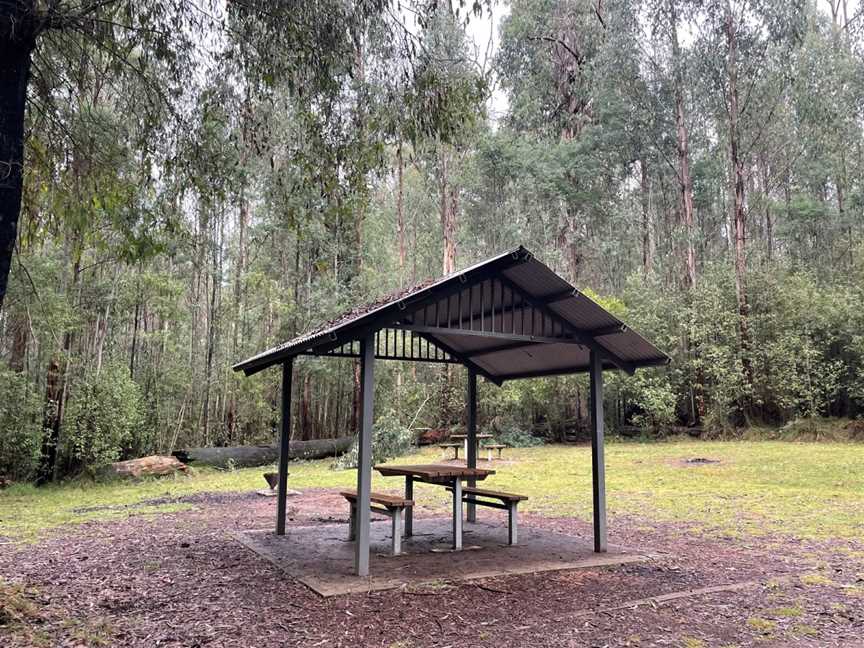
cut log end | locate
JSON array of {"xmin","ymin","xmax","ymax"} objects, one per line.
[{"xmin": 110, "ymin": 455, "xmax": 188, "ymax": 478}]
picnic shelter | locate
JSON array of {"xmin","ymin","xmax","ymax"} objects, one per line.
[{"xmin": 233, "ymin": 246, "xmax": 670, "ymax": 578}]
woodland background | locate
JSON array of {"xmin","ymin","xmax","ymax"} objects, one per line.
[{"xmin": 1, "ymin": 0, "xmax": 863, "ymax": 483}]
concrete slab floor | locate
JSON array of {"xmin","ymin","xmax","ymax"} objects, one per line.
[{"xmin": 234, "ymin": 516, "xmax": 653, "ymax": 597}]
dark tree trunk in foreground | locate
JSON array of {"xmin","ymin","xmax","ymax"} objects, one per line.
[
  {"xmin": 37, "ymin": 354, "xmax": 66, "ymax": 484},
  {"xmin": 0, "ymin": 3, "xmax": 37, "ymax": 314}
]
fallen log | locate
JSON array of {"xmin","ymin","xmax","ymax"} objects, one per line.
[
  {"xmin": 173, "ymin": 436, "xmax": 353, "ymax": 469},
  {"xmin": 111, "ymin": 455, "xmax": 188, "ymax": 478}
]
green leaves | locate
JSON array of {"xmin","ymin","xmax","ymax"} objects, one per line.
[
  {"xmin": 62, "ymin": 363, "xmax": 146, "ymax": 475},
  {"xmin": 0, "ymin": 366, "xmax": 43, "ymax": 481}
]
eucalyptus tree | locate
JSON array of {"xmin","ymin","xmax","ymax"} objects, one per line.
[
  {"xmin": 1, "ymin": 0, "xmax": 462, "ymax": 311},
  {"xmin": 0, "ymin": 0, "xmax": 204, "ymax": 314},
  {"xmin": 691, "ymin": 0, "xmax": 806, "ymax": 408},
  {"xmin": 404, "ymin": 4, "xmax": 488, "ymax": 275},
  {"xmin": 497, "ymin": 0, "xmax": 646, "ymax": 286}
]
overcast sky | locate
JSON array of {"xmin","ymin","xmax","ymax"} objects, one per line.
[{"xmin": 464, "ymin": 1, "xmax": 511, "ymax": 124}]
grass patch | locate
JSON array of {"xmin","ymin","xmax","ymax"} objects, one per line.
[
  {"xmin": 1, "ymin": 440, "xmax": 862, "ymax": 542},
  {"xmin": 746, "ymin": 617, "xmax": 776, "ymax": 634},
  {"xmin": 791, "ymin": 624, "xmax": 818, "ymax": 637},
  {"xmin": 0, "ymin": 579, "xmax": 41, "ymax": 627},
  {"xmin": 767, "ymin": 605, "xmax": 803, "ymax": 617},
  {"xmin": 63, "ymin": 617, "xmax": 115, "ymax": 646},
  {"xmin": 799, "ymin": 573, "xmax": 833, "ymax": 587}
]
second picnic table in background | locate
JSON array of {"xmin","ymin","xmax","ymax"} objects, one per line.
[{"xmin": 448, "ymin": 433, "xmax": 494, "ymax": 459}]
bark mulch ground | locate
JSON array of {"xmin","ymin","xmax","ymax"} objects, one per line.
[{"xmin": 1, "ymin": 488, "xmax": 862, "ymax": 647}]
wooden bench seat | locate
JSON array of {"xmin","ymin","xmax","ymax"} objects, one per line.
[
  {"xmin": 448, "ymin": 485, "xmax": 527, "ymax": 545},
  {"xmin": 481, "ymin": 444, "xmax": 506, "ymax": 460},
  {"xmin": 438, "ymin": 442, "xmax": 461, "ymax": 459},
  {"xmin": 462, "ymin": 486, "xmax": 526, "ymax": 502},
  {"xmin": 341, "ymin": 490, "xmax": 413, "ymax": 556}
]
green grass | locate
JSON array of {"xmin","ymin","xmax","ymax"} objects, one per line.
[
  {"xmin": 1, "ymin": 440, "xmax": 862, "ymax": 542},
  {"xmin": 746, "ymin": 617, "xmax": 777, "ymax": 634}
]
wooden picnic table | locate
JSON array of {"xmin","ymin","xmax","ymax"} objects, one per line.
[
  {"xmin": 449, "ymin": 433, "xmax": 494, "ymax": 458},
  {"xmin": 374, "ymin": 463, "xmax": 494, "ymax": 550}
]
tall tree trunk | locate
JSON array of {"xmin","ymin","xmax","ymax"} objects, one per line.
[
  {"xmin": 37, "ymin": 254, "xmax": 78, "ymax": 485},
  {"xmin": 639, "ymin": 159, "xmax": 653, "ymax": 275},
  {"xmin": 129, "ymin": 295, "xmax": 141, "ymax": 379},
  {"xmin": 396, "ymin": 141, "xmax": 406, "ymax": 288},
  {"xmin": 37, "ymin": 355, "xmax": 65, "ymax": 484},
  {"xmin": 396, "ymin": 141, "xmax": 405, "ymax": 392},
  {"xmin": 0, "ymin": 8, "xmax": 37, "ymax": 315},
  {"xmin": 669, "ymin": 0, "xmax": 697, "ymax": 289},
  {"xmin": 200, "ymin": 210, "xmax": 222, "ymax": 445},
  {"xmin": 439, "ymin": 145, "xmax": 457, "ymax": 275},
  {"xmin": 301, "ymin": 373, "xmax": 312, "ymax": 440},
  {"xmin": 759, "ymin": 156, "xmax": 773, "ymax": 263},
  {"xmin": 724, "ymin": 3, "xmax": 754, "ymax": 395},
  {"xmin": 227, "ymin": 172, "xmax": 249, "ymax": 441},
  {"xmin": 8, "ymin": 308, "xmax": 28, "ymax": 372}
]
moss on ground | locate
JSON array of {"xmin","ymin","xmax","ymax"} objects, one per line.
[
  {"xmin": 1, "ymin": 440, "xmax": 862, "ymax": 542},
  {"xmin": 745, "ymin": 617, "xmax": 776, "ymax": 634}
]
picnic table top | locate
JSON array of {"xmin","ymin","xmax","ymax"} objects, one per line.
[
  {"xmin": 374, "ymin": 463, "xmax": 495, "ymax": 481},
  {"xmin": 449, "ymin": 433, "xmax": 494, "ymax": 440}
]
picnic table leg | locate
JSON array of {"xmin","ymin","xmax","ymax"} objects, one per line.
[
  {"xmin": 391, "ymin": 508, "xmax": 402, "ymax": 556},
  {"xmin": 348, "ymin": 501, "xmax": 356, "ymax": 541},
  {"xmin": 508, "ymin": 503, "xmax": 518, "ymax": 545},
  {"xmin": 452, "ymin": 478, "xmax": 463, "ymax": 550},
  {"xmin": 404, "ymin": 476, "xmax": 413, "ymax": 537}
]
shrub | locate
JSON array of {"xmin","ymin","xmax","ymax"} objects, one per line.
[
  {"xmin": 62, "ymin": 363, "xmax": 145, "ymax": 475},
  {"xmin": 488, "ymin": 419, "xmax": 543, "ymax": 447},
  {"xmin": 0, "ymin": 366, "xmax": 43, "ymax": 481},
  {"xmin": 624, "ymin": 371, "xmax": 677, "ymax": 429},
  {"xmin": 334, "ymin": 409, "xmax": 414, "ymax": 469}
]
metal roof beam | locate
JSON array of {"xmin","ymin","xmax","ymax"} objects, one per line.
[
  {"xmin": 391, "ymin": 323, "xmax": 579, "ymax": 347},
  {"xmin": 411, "ymin": 331, "xmax": 504, "ymax": 386},
  {"xmin": 466, "ymin": 340, "xmax": 552, "ymax": 359},
  {"xmin": 497, "ymin": 362, "xmax": 620, "ymax": 382},
  {"xmin": 585, "ymin": 323, "xmax": 627, "ymax": 337},
  {"xmin": 497, "ymin": 275, "xmax": 636, "ymax": 375},
  {"xmin": 539, "ymin": 288, "xmax": 578, "ymax": 304}
]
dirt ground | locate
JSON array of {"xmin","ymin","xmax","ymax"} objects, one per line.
[{"xmin": 2, "ymin": 488, "xmax": 863, "ymax": 647}]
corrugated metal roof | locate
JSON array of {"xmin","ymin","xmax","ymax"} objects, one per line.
[{"xmin": 233, "ymin": 246, "xmax": 670, "ymax": 381}]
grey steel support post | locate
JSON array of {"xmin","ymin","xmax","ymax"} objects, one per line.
[
  {"xmin": 276, "ymin": 359, "xmax": 293, "ymax": 536},
  {"xmin": 466, "ymin": 368, "xmax": 478, "ymax": 523},
  {"xmin": 355, "ymin": 335, "xmax": 375, "ymax": 576},
  {"xmin": 589, "ymin": 350, "xmax": 607, "ymax": 553},
  {"xmin": 452, "ymin": 477, "xmax": 463, "ymax": 550},
  {"xmin": 391, "ymin": 509, "xmax": 402, "ymax": 556}
]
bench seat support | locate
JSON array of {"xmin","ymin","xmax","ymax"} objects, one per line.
[
  {"xmin": 448, "ymin": 487, "xmax": 526, "ymax": 546},
  {"xmin": 344, "ymin": 492, "xmax": 411, "ymax": 556},
  {"xmin": 438, "ymin": 443, "xmax": 461, "ymax": 460}
]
